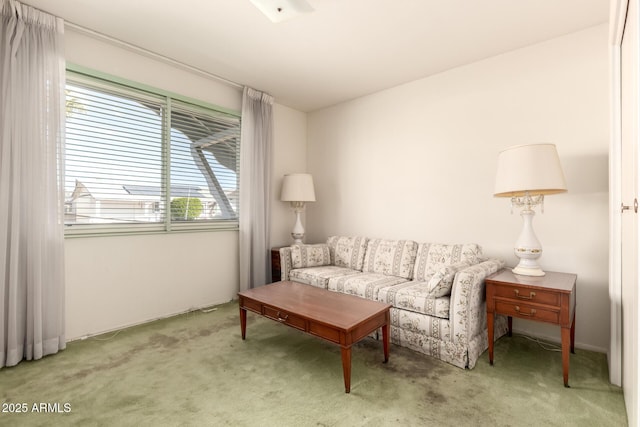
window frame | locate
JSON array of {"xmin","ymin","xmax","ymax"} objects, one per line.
[{"xmin": 64, "ymin": 64, "xmax": 241, "ymax": 237}]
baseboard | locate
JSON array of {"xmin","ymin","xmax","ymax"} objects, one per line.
[
  {"xmin": 511, "ymin": 327, "xmax": 607, "ymax": 354},
  {"xmin": 67, "ymin": 299, "xmax": 235, "ymax": 343}
]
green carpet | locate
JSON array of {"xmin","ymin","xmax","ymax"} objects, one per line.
[{"xmin": 0, "ymin": 301, "xmax": 626, "ymax": 426}]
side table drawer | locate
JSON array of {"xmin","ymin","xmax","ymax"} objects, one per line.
[
  {"xmin": 263, "ymin": 305, "xmax": 306, "ymax": 331},
  {"xmin": 492, "ymin": 283, "xmax": 560, "ymax": 306},
  {"xmin": 495, "ymin": 300, "xmax": 559, "ymax": 324}
]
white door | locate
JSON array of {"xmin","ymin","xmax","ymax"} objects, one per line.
[{"xmin": 621, "ymin": 0, "xmax": 640, "ymax": 424}]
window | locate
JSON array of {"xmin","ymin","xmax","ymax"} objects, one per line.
[{"xmin": 64, "ymin": 71, "xmax": 240, "ymax": 235}]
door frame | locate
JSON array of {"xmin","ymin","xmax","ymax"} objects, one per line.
[{"xmin": 609, "ymin": 0, "xmax": 628, "ymax": 387}]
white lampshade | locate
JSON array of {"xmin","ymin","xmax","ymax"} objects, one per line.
[
  {"xmin": 494, "ymin": 143, "xmax": 567, "ymax": 197},
  {"xmin": 281, "ymin": 173, "xmax": 316, "ymax": 202}
]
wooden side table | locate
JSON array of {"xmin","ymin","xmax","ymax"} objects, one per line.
[
  {"xmin": 270, "ymin": 247, "xmax": 284, "ymax": 283},
  {"xmin": 486, "ymin": 269, "xmax": 577, "ymax": 387}
]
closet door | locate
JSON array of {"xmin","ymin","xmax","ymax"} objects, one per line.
[{"xmin": 620, "ymin": 0, "xmax": 640, "ymax": 424}]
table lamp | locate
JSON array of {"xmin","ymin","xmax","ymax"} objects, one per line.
[
  {"xmin": 494, "ymin": 143, "xmax": 567, "ymax": 276},
  {"xmin": 281, "ymin": 173, "xmax": 316, "ymax": 244}
]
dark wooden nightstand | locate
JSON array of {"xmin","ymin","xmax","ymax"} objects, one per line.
[
  {"xmin": 270, "ymin": 247, "xmax": 285, "ymax": 283},
  {"xmin": 486, "ymin": 269, "xmax": 577, "ymax": 387}
]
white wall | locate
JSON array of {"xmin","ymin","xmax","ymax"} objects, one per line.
[
  {"xmin": 63, "ymin": 28, "xmax": 305, "ymax": 339},
  {"xmin": 65, "ymin": 232, "xmax": 238, "ymax": 339},
  {"xmin": 307, "ymin": 25, "xmax": 610, "ymax": 352},
  {"xmin": 271, "ymin": 104, "xmax": 308, "ymax": 248},
  {"xmin": 65, "ymin": 28, "xmax": 242, "ymax": 112}
]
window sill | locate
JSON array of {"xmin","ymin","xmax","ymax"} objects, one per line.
[{"xmin": 64, "ymin": 221, "xmax": 239, "ymax": 238}]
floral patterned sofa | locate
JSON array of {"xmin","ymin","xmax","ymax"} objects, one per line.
[{"xmin": 279, "ymin": 236, "xmax": 508, "ymax": 369}]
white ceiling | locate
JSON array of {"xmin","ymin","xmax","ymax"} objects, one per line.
[{"xmin": 21, "ymin": 0, "xmax": 609, "ymax": 112}]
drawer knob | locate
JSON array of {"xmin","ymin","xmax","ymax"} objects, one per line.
[
  {"xmin": 514, "ymin": 289, "xmax": 536, "ymax": 300},
  {"xmin": 277, "ymin": 311, "xmax": 289, "ymax": 322},
  {"xmin": 514, "ymin": 306, "xmax": 536, "ymax": 317}
]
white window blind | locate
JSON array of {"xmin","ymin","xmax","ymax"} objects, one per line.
[
  {"xmin": 170, "ymin": 102, "xmax": 240, "ymax": 223},
  {"xmin": 64, "ymin": 72, "xmax": 240, "ymax": 234}
]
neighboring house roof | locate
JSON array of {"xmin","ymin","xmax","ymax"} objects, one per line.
[
  {"xmin": 70, "ymin": 180, "xmax": 134, "ymax": 201},
  {"xmin": 69, "ymin": 180, "xmax": 215, "ymax": 202},
  {"xmin": 123, "ymin": 184, "xmax": 211, "ymax": 199}
]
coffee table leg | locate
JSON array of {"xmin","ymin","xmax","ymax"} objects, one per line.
[
  {"xmin": 341, "ymin": 346, "xmax": 352, "ymax": 393},
  {"xmin": 382, "ymin": 324, "xmax": 389, "ymax": 363},
  {"xmin": 240, "ymin": 306, "xmax": 247, "ymax": 340}
]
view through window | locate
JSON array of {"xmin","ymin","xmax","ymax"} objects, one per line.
[{"xmin": 64, "ymin": 72, "xmax": 240, "ymax": 233}]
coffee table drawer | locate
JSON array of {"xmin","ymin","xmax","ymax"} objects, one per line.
[
  {"xmin": 241, "ymin": 297, "xmax": 262, "ymax": 314},
  {"xmin": 309, "ymin": 323, "xmax": 341, "ymax": 344},
  {"xmin": 263, "ymin": 305, "xmax": 306, "ymax": 331}
]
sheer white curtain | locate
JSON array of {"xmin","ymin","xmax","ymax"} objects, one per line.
[
  {"xmin": 239, "ymin": 87, "xmax": 273, "ymax": 291},
  {"xmin": 0, "ymin": 0, "xmax": 66, "ymax": 368}
]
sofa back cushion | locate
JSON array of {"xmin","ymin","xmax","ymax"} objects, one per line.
[
  {"xmin": 363, "ymin": 239, "xmax": 418, "ymax": 279},
  {"xmin": 326, "ymin": 236, "xmax": 368, "ymax": 270},
  {"xmin": 291, "ymin": 244, "xmax": 331, "ymax": 269},
  {"xmin": 413, "ymin": 243, "xmax": 483, "ymax": 281}
]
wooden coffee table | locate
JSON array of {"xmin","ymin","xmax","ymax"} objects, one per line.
[{"xmin": 238, "ymin": 281, "xmax": 391, "ymax": 393}]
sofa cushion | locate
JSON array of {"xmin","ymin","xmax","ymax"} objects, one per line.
[
  {"xmin": 362, "ymin": 239, "xmax": 418, "ymax": 279},
  {"xmin": 289, "ymin": 266, "xmax": 361, "ymax": 289},
  {"xmin": 291, "ymin": 244, "xmax": 331, "ymax": 269},
  {"xmin": 326, "ymin": 236, "xmax": 368, "ymax": 270},
  {"xmin": 328, "ymin": 272, "xmax": 409, "ymax": 301},
  {"xmin": 426, "ymin": 261, "xmax": 472, "ymax": 298},
  {"xmin": 413, "ymin": 243, "xmax": 482, "ymax": 281},
  {"xmin": 378, "ymin": 281, "xmax": 451, "ymax": 319}
]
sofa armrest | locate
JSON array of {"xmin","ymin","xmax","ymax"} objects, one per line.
[
  {"xmin": 449, "ymin": 258, "xmax": 505, "ymax": 348},
  {"xmin": 279, "ymin": 247, "xmax": 293, "ymax": 281}
]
